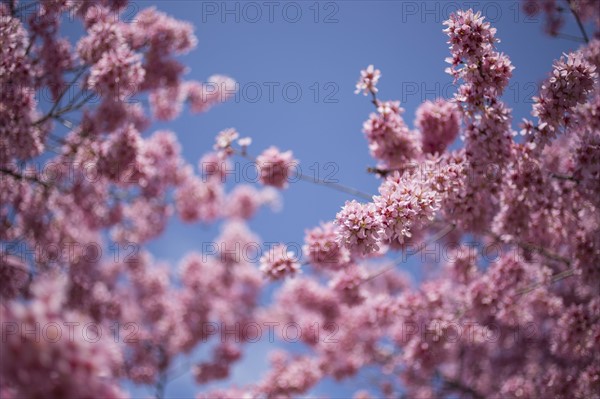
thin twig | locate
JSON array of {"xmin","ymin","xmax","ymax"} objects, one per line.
[
  {"xmin": 567, "ymin": 0, "xmax": 590, "ymax": 43},
  {"xmin": 370, "ymin": 89, "xmax": 379, "ymax": 109},
  {"xmin": 486, "ymin": 231, "xmax": 571, "ymax": 267},
  {"xmin": 155, "ymin": 371, "xmax": 167, "ymax": 399},
  {"xmin": 236, "ymin": 151, "xmax": 373, "ymax": 201},
  {"xmin": 515, "ymin": 267, "xmax": 577, "ymax": 296},
  {"xmin": 555, "ymin": 32, "xmax": 587, "ymax": 43},
  {"xmin": 296, "ymin": 173, "xmax": 373, "ymax": 201},
  {"xmin": 0, "ymin": 168, "xmax": 49, "ymax": 188},
  {"xmin": 34, "ymin": 67, "xmax": 88, "ymax": 126},
  {"xmin": 550, "ymin": 173, "xmax": 579, "ymax": 183}
]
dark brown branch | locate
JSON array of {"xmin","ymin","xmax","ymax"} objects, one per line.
[
  {"xmin": 0, "ymin": 167, "xmax": 49, "ymax": 188},
  {"xmin": 367, "ymin": 166, "xmax": 392, "ymax": 177},
  {"xmin": 370, "ymin": 89, "xmax": 379, "ymax": 109},
  {"xmin": 550, "ymin": 173, "xmax": 579, "ymax": 183}
]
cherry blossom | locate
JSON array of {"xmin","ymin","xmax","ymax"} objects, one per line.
[
  {"xmin": 255, "ymin": 146, "xmax": 297, "ymax": 189},
  {"xmin": 355, "ymin": 64, "xmax": 381, "ymax": 95},
  {"xmin": 2, "ymin": 2, "xmax": 600, "ymax": 399},
  {"xmin": 259, "ymin": 244, "xmax": 301, "ymax": 280}
]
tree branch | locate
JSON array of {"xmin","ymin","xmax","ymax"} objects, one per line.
[
  {"xmin": 516, "ymin": 267, "xmax": 577, "ymax": 296},
  {"xmin": 486, "ymin": 231, "xmax": 571, "ymax": 267},
  {"xmin": 443, "ymin": 378, "xmax": 485, "ymax": 399},
  {"xmin": 0, "ymin": 167, "xmax": 49, "ymax": 188},
  {"xmin": 568, "ymin": 0, "xmax": 590, "ymax": 43},
  {"xmin": 236, "ymin": 151, "xmax": 374, "ymax": 201}
]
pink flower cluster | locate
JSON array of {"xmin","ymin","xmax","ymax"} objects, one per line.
[
  {"xmin": 175, "ymin": 173, "xmax": 223, "ymax": 223},
  {"xmin": 87, "ymin": 46, "xmax": 145, "ymax": 100},
  {"xmin": 443, "ymin": 9, "xmax": 497, "ymax": 62},
  {"xmin": 335, "ymin": 200, "xmax": 382, "ymax": 256},
  {"xmin": 532, "ymin": 52, "xmax": 597, "ymax": 147},
  {"xmin": 3, "ymin": 2, "xmax": 600, "ymax": 399},
  {"xmin": 374, "ymin": 172, "xmax": 440, "ymax": 246},
  {"xmin": 186, "ymin": 75, "xmax": 238, "ymax": 113},
  {"xmin": 193, "ymin": 343, "xmax": 241, "ymax": 384},
  {"xmin": 573, "ymin": 129, "xmax": 600, "ymax": 208},
  {"xmin": 354, "ymin": 64, "xmax": 381, "ymax": 95},
  {"xmin": 415, "ymin": 99, "xmax": 461, "ymax": 154},
  {"xmin": 303, "ymin": 222, "xmax": 351, "ymax": 270},
  {"xmin": 213, "ymin": 128, "xmax": 239, "ymax": 157},
  {"xmin": 362, "ymin": 101, "xmax": 422, "ymax": 168},
  {"xmin": 259, "ymin": 244, "xmax": 302, "ymax": 280},
  {"xmin": 149, "ymin": 75, "xmax": 237, "ymax": 121},
  {"xmin": 256, "ymin": 352, "xmax": 322, "ymax": 397},
  {"xmin": 334, "ymin": 153, "xmax": 467, "ymax": 256},
  {"xmin": 493, "ymin": 143, "xmax": 556, "ymax": 243},
  {"xmin": 97, "ymin": 124, "xmax": 143, "ymax": 182},
  {"xmin": 0, "ymin": 11, "xmax": 46, "ymax": 161},
  {"xmin": 0, "ymin": 3, "xmax": 270, "ymax": 398},
  {"xmin": 442, "ymin": 9, "xmax": 515, "ymax": 231},
  {"xmin": 329, "ymin": 265, "xmax": 368, "ymax": 305},
  {"xmin": 0, "ymin": 275, "xmax": 127, "ymax": 398},
  {"xmin": 256, "ymin": 146, "xmax": 297, "ymax": 189},
  {"xmin": 445, "ymin": 10, "xmax": 514, "ymax": 105}
]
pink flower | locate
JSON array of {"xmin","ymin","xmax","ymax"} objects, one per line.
[
  {"xmin": 0, "ymin": 275, "xmax": 127, "ymax": 398},
  {"xmin": 149, "ymin": 84, "xmax": 186, "ymax": 121},
  {"xmin": 355, "ymin": 64, "xmax": 381, "ymax": 95},
  {"xmin": 259, "ymin": 244, "xmax": 301, "ymax": 280},
  {"xmin": 213, "ymin": 128, "xmax": 239, "ymax": 157},
  {"xmin": 139, "ymin": 130, "xmax": 185, "ymax": 195},
  {"xmin": 363, "ymin": 101, "xmax": 422, "ymax": 168},
  {"xmin": 443, "ymin": 9, "xmax": 497, "ymax": 62},
  {"xmin": 128, "ymin": 7, "xmax": 197, "ymax": 54},
  {"xmin": 574, "ymin": 130, "xmax": 600, "ymax": 206},
  {"xmin": 87, "ymin": 46, "xmax": 145, "ymax": 101},
  {"xmin": 111, "ymin": 198, "xmax": 171, "ymax": 243},
  {"xmin": 185, "ymin": 75, "xmax": 237, "ymax": 113},
  {"xmin": 256, "ymin": 146, "xmax": 297, "ymax": 189},
  {"xmin": 93, "ymin": 99, "xmax": 149, "ymax": 134},
  {"xmin": 175, "ymin": 172, "xmax": 223, "ymax": 223},
  {"xmin": 0, "ymin": 13, "xmax": 45, "ymax": 161},
  {"xmin": 225, "ymin": 184, "xmax": 262, "ymax": 220},
  {"xmin": 374, "ymin": 172, "xmax": 440, "ymax": 245},
  {"xmin": 76, "ymin": 19, "xmax": 126, "ymax": 64},
  {"xmin": 415, "ymin": 99, "xmax": 461, "ymax": 154},
  {"xmin": 303, "ymin": 222, "xmax": 351, "ymax": 269},
  {"xmin": 256, "ymin": 352, "xmax": 322, "ymax": 397},
  {"xmin": 198, "ymin": 152, "xmax": 230, "ymax": 181},
  {"xmin": 532, "ymin": 51, "xmax": 597, "ymax": 147},
  {"xmin": 329, "ymin": 265, "xmax": 368, "ymax": 305},
  {"xmin": 215, "ymin": 220, "xmax": 260, "ymax": 265},
  {"xmin": 97, "ymin": 124, "xmax": 143, "ymax": 183},
  {"xmin": 335, "ymin": 200, "xmax": 382, "ymax": 256},
  {"xmin": 193, "ymin": 343, "xmax": 241, "ymax": 384}
]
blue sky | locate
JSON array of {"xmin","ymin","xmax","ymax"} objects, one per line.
[{"xmin": 55, "ymin": 1, "xmax": 591, "ymax": 397}]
